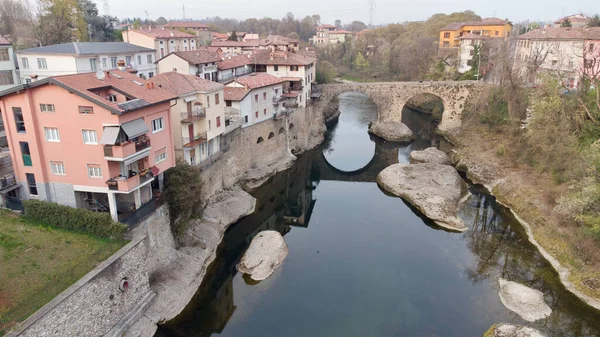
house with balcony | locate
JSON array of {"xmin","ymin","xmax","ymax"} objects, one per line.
[
  {"xmin": 0, "ymin": 35, "xmax": 18, "ymax": 91},
  {"xmin": 152, "ymin": 72, "xmax": 225, "ymax": 166},
  {"xmin": 250, "ymin": 50, "xmax": 317, "ymax": 107},
  {"xmin": 156, "ymin": 50, "xmax": 221, "ymax": 82},
  {"xmin": 163, "ymin": 21, "xmax": 212, "ymax": 46},
  {"xmin": 311, "ymin": 24, "xmax": 339, "ymax": 46},
  {"xmin": 224, "ymin": 73, "xmax": 286, "ymax": 127},
  {"xmin": 0, "ymin": 69, "xmax": 176, "ymax": 221},
  {"xmin": 16, "ymin": 42, "xmax": 158, "ymax": 82},
  {"xmin": 217, "ymin": 55, "xmax": 253, "ymax": 83},
  {"xmin": 439, "ymin": 18, "xmax": 512, "ymax": 49},
  {"xmin": 123, "ymin": 28, "xmax": 197, "ymax": 60}
]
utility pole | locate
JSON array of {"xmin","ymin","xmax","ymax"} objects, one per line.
[
  {"xmin": 368, "ymin": 0, "xmax": 375, "ymax": 29},
  {"xmin": 183, "ymin": 5, "xmax": 186, "ymax": 20},
  {"xmin": 102, "ymin": 0, "xmax": 110, "ymax": 16}
]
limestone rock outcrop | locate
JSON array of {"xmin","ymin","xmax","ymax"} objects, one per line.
[
  {"xmin": 498, "ymin": 279, "xmax": 552, "ymax": 322},
  {"xmin": 377, "ymin": 163, "xmax": 468, "ymax": 231},
  {"xmin": 483, "ymin": 323, "xmax": 546, "ymax": 337},
  {"xmin": 368, "ymin": 121, "xmax": 414, "ymax": 142},
  {"xmin": 410, "ymin": 147, "xmax": 452, "ymax": 165},
  {"xmin": 237, "ymin": 230, "xmax": 289, "ymax": 281}
]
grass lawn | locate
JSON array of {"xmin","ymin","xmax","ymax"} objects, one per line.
[{"xmin": 0, "ymin": 210, "xmax": 126, "ymax": 335}]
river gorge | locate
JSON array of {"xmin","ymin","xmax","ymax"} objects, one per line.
[{"xmin": 156, "ymin": 92, "xmax": 600, "ymax": 337}]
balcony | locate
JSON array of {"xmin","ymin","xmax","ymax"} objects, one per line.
[
  {"xmin": 106, "ymin": 168, "xmax": 154, "ymax": 192},
  {"xmin": 224, "ymin": 118, "xmax": 244, "ymax": 134},
  {"xmin": 182, "ymin": 131, "xmax": 208, "ymax": 148},
  {"xmin": 0, "ymin": 174, "xmax": 18, "ymax": 193},
  {"xmin": 181, "ymin": 108, "xmax": 206, "ymax": 123},
  {"xmin": 104, "ymin": 137, "xmax": 151, "ymax": 159}
]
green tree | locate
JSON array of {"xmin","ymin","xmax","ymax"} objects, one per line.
[
  {"xmin": 133, "ymin": 18, "xmax": 142, "ymax": 29},
  {"xmin": 163, "ymin": 161, "xmax": 204, "ymax": 237},
  {"xmin": 588, "ymin": 14, "xmax": 600, "ymax": 27},
  {"xmin": 37, "ymin": 0, "xmax": 88, "ymax": 44},
  {"xmin": 348, "ymin": 21, "xmax": 367, "ymax": 32},
  {"xmin": 156, "ymin": 16, "xmax": 167, "ymax": 25},
  {"xmin": 353, "ymin": 52, "xmax": 370, "ymax": 71},
  {"xmin": 561, "ymin": 18, "xmax": 572, "ymax": 27},
  {"xmin": 228, "ymin": 31, "xmax": 238, "ymax": 41},
  {"xmin": 316, "ymin": 60, "xmax": 338, "ymax": 83},
  {"xmin": 78, "ymin": 0, "xmax": 116, "ymax": 41}
]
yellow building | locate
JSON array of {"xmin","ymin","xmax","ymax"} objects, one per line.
[{"xmin": 439, "ymin": 18, "xmax": 513, "ymax": 48}]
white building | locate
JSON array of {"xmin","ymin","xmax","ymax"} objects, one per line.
[
  {"xmin": 224, "ymin": 73, "xmax": 285, "ymax": 127},
  {"xmin": 0, "ymin": 36, "xmax": 18, "ymax": 91},
  {"xmin": 217, "ymin": 55, "xmax": 253, "ymax": 83},
  {"xmin": 123, "ymin": 28, "xmax": 197, "ymax": 60},
  {"xmin": 16, "ymin": 42, "xmax": 158, "ymax": 82},
  {"xmin": 156, "ymin": 50, "xmax": 221, "ymax": 82},
  {"xmin": 457, "ymin": 34, "xmax": 503, "ymax": 73}
]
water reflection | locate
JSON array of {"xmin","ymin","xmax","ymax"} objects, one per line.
[{"xmin": 156, "ymin": 97, "xmax": 600, "ymax": 337}]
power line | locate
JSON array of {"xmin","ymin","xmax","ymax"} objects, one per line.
[{"xmin": 368, "ymin": 0, "xmax": 375, "ymax": 28}]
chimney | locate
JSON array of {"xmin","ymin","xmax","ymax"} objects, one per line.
[
  {"xmin": 151, "ymin": 82, "xmax": 155, "ymax": 89},
  {"xmin": 117, "ymin": 60, "xmax": 126, "ymax": 71},
  {"xmin": 170, "ymin": 31, "xmax": 174, "ymax": 37},
  {"xmin": 146, "ymin": 82, "xmax": 151, "ymax": 89},
  {"xmin": 105, "ymin": 71, "xmax": 111, "ymax": 78}
]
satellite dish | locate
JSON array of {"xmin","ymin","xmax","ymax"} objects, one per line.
[{"xmin": 96, "ymin": 70, "xmax": 106, "ymax": 80}]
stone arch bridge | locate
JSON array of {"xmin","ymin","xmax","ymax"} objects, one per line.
[{"xmin": 314, "ymin": 81, "xmax": 487, "ymax": 131}]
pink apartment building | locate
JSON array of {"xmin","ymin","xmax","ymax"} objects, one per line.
[{"xmin": 0, "ymin": 69, "xmax": 177, "ymax": 221}]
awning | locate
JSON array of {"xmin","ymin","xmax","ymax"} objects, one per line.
[
  {"xmin": 100, "ymin": 126, "xmax": 120, "ymax": 145},
  {"xmin": 124, "ymin": 149, "xmax": 150, "ymax": 165},
  {"xmin": 183, "ymin": 95, "xmax": 197, "ymax": 103},
  {"xmin": 121, "ymin": 118, "xmax": 149, "ymax": 139}
]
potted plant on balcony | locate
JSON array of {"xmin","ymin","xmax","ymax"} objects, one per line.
[{"xmin": 106, "ymin": 178, "xmax": 118, "ymax": 190}]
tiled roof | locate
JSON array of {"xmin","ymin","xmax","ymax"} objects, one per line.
[
  {"xmin": 51, "ymin": 70, "xmax": 177, "ymax": 114},
  {"xmin": 0, "ymin": 35, "xmax": 10, "ymax": 45},
  {"xmin": 127, "ymin": 29, "xmax": 195, "ymax": 39},
  {"xmin": 212, "ymin": 33, "xmax": 229, "ymax": 40},
  {"xmin": 224, "ymin": 87, "xmax": 249, "ymax": 101},
  {"xmin": 250, "ymin": 50, "xmax": 316, "ymax": 66},
  {"xmin": 234, "ymin": 73, "xmax": 285, "ymax": 89},
  {"xmin": 217, "ymin": 55, "xmax": 251, "ymax": 70},
  {"xmin": 212, "ymin": 40, "xmax": 260, "ymax": 48},
  {"xmin": 18, "ymin": 42, "xmax": 155, "ymax": 55},
  {"xmin": 554, "ymin": 15, "xmax": 589, "ymax": 24},
  {"xmin": 440, "ymin": 18, "xmax": 511, "ymax": 31},
  {"xmin": 152, "ymin": 72, "xmax": 223, "ymax": 96},
  {"xmin": 164, "ymin": 22, "xmax": 211, "ymax": 29},
  {"xmin": 265, "ymin": 34, "xmax": 299, "ymax": 44},
  {"xmin": 330, "ymin": 30, "xmax": 353, "ymax": 35},
  {"xmin": 317, "ymin": 24, "xmax": 337, "ymax": 30},
  {"xmin": 198, "ymin": 46, "xmax": 222, "ymax": 53},
  {"xmin": 519, "ymin": 27, "xmax": 600, "ymax": 40},
  {"xmin": 167, "ymin": 50, "xmax": 221, "ymax": 65}
]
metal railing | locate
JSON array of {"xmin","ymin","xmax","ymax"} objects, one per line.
[
  {"xmin": 182, "ymin": 131, "xmax": 207, "ymax": 147},
  {"xmin": 1, "ymin": 174, "xmax": 17, "ymax": 189},
  {"xmin": 181, "ymin": 108, "xmax": 206, "ymax": 120},
  {"xmin": 134, "ymin": 138, "xmax": 151, "ymax": 152}
]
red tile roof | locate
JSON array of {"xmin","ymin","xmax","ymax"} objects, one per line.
[
  {"xmin": 0, "ymin": 35, "xmax": 10, "ymax": 45},
  {"xmin": 554, "ymin": 15, "xmax": 589, "ymax": 25},
  {"xmin": 152, "ymin": 72, "xmax": 223, "ymax": 96},
  {"xmin": 127, "ymin": 29, "xmax": 195, "ymax": 39},
  {"xmin": 250, "ymin": 50, "xmax": 316, "ymax": 66},
  {"xmin": 224, "ymin": 87, "xmax": 250, "ymax": 101},
  {"xmin": 165, "ymin": 50, "xmax": 221, "ymax": 65},
  {"xmin": 51, "ymin": 70, "xmax": 177, "ymax": 114},
  {"xmin": 330, "ymin": 30, "xmax": 353, "ymax": 34},
  {"xmin": 164, "ymin": 22, "xmax": 211, "ymax": 29},
  {"xmin": 234, "ymin": 73, "xmax": 285, "ymax": 89},
  {"xmin": 217, "ymin": 55, "xmax": 252, "ymax": 70},
  {"xmin": 198, "ymin": 46, "xmax": 222, "ymax": 54},
  {"xmin": 212, "ymin": 33, "xmax": 229, "ymax": 40},
  {"xmin": 212, "ymin": 40, "xmax": 260, "ymax": 48},
  {"xmin": 519, "ymin": 27, "xmax": 600, "ymax": 40}
]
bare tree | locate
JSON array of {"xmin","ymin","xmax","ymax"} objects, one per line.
[
  {"xmin": 576, "ymin": 40, "xmax": 600, "ymax": 121},
  {"xmin": 0, "ymin": 0, "xmax": 37, "ymax": 46},
  {"xmin": 526, "ymin": 40, "xmax": 556, "ymax": 83}
]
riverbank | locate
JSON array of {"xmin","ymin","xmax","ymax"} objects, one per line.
[{"xmin": 449, "ymin": 125, "xmax": 600, "ymax": 310}]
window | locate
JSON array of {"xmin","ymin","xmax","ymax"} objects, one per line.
[
  {"xmin": 552, "ymin": 60, "xmax": 557, "ymax": 66},
  {"xmin": 443, "ymin": 32, "xmax": 450, "ymax": 39},
  {"xmin": 155, "ymin": 148, "xmax": 167, "ymax": 163},
  {"xmin": 13, "ymin": 107, "xmax": 25, "ymax": 133},
  {"xmin": 40, "ymin": 104, "xmax": 55, "ymax": 112},
  {"xmin": 137, "ymin": 55, "xmax": 142, "ymax": 65},
  {"xmin": 0, "ymin": 71, "xmax": 14, "ymax": 85},
  {"xmin": 215, "ymin": 93, "xmax": 220, "ymax": 105},
  {"xmin": 442, "ymin": 41, "xmax": 450, "ymax": 47},
  {"xmin": 111, "ymin": 57, "xmax": 117, "ymax": 68},
  {"xmin": 469, "ymin": 50, "xmax": 474, "ymax": 56},
  {"xmin": 152, "ymin": 117, "xmax": 164, "ymax": 133},
  {"xmin": 264, "ymin": 109, "xmax": 267, "ymax": 115},
  {"xmin": 37, "ymin": 58, "xmax": 47, "ymax": 69},
  {"xmin": 255, "ymin": 94, "xmax": 258, "ymax": 102},
  {"xmin": 495, "ymin": 31, "xmax": 499, "ymax": 36},
  {"xmin": 148, "ymin": 72, "xmax": 154, "ymax": 78},
  {"xmin": 263, "ymin": 92, "xmax": 267, "ymax": 100},
  {"xmin": 206, "ymin": 96, "xmax": 210, "ymax": 107},
  {"xmin": 90, "ymin": 58, "xmax": 98, "ymax": 71},
  {"xmin": 87, "ymin": 164, "xmax": 102, "ymax": 178},
  {"xmin": 50, "ymin": 161, "xmax": 66, "ymax": 175},
  {"xmin": 107, "ymin": 94, "xmax": 117, "ymax": 102},
  {"xmin": 585, "ymin": 60, "xmax": 594, "ymax": 68},
  {"xmin": 590, "ymin": 43, "xmax": 595, "ymax": 52},
  {"xmin": 26, "ymin": 173, "xmax": 38, "ymax": 195},
  {"xmin": 44, "ymin": 127, "xmax": 60, "ymax": 142},
  {"xmin": 102, "ymin": 58, "xmax": 107, "ymax": 68},
  {"xmin": 275, "ymin": 88, "xmax": 279, "ymax": 94},
  {"xmin": 170, "ymin": 40, "xmax": 174, "ymax": 44},
  {"xmin": 274, "ymin": 65, "xmax": 279, "ymax": 71},
  {"xmin": 22, "ymin": 57, "xmax": 29, "ymax": 69},
  {"xmin": 226, "ymin": 100, "xmax": 232, "ymax": 107},
  {"xmin": 290, "ymin": 65, "xmax": 299, "ymax": 71},
  {"xmin": 126, "ymin": 56, "xmax": 132, "ymax": 66},
  {"xmin": 20, "ymin": 142, "xmax": 31, "ymax": 167},
  {"xmin": 255, "ymin": 111, "xmax": 259, "ymax": 118},
  {"xmin": 244, "ymin": 115, "xmax": 249, "ymax": 123},
  {"xmin": 216, "ymin": 116, "xmax": 221, "ymax": 127},
  {"xmin": 569, "ymin": 60, "xmax": 574, "ymax": 68},
  {"xmin": 208, "ymin": 120, "xmax": 211, "ymax": 130},
  {"xmin": 0, "ymin": 49, "xmax": 9, "ymax": 61},
  {"xmin": 82, "ymin": 130, "xmax": 97, "ymax": 144},
  {"xmin": 79, "ymin": 106, "xmax": 94, "ymax": 114},
  {"xmin": 147, "ymin": 54, "xmax": 153, "ymax": 64}
]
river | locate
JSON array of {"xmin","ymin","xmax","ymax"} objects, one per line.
[{"xmin": 156, "ymin": 92, "xmax": 600, "ymax": 337}]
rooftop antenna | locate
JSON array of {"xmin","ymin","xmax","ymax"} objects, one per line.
[
  {"xmin": 368, "ymin": 0, "xmax": 376, "ymax": 29},
  {"xmin": 145, "ymin": 10, "xmax": 149, "ymax": 25},
  {"xmin": 102, "ymin": 0, "xmax": 110, "ymax": 16},
  {"xmin": 183, "ymin": 5, "xmax": 186, "ymax": 20}
]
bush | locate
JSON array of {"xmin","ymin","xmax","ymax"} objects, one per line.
[
  {"xmin": 22, "ymin": 200, "xmax": 127, "ymax": 239},
  {"xmin": 163, "ymin": 161, "xmax": 203, "ymax": 236}
]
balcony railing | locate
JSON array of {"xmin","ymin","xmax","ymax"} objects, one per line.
[
  {"xmin": 182, "ymin": 131, "xmax": 208, "ymax": 148},
  {"xmin": 1, "ymin": 174, "xmax": 17, "ymax": 190},
  {"xmin": 104, "ymin": 137, "xmax": 151, "ymax": 159},
  {"xmin": 224, "ymin": 107, "xmax": 241, "ymax": 117},
  {"xmin": 272, "ymin": 96, "xmax": 284, "ymax": 104},
  {"xmin": 106, "ymin": 168, "xmax": 154, "ymax": 192},
  {"xmin": 181, "ymin": 108, "xmax": 206, "ymax": 122}
]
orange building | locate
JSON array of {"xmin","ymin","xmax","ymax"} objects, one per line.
[
  {"xmin": 0, "ymin": 69, "xmax": 177, "ymax": 221},
  {"xmin": 439, "ymin": 18, "xmax": 513, "ymax": 48}
]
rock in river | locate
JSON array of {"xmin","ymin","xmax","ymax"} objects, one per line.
[
  {"xmin": 237, "ymin": 230, "xmax": 289, "ymax": 281},
  {"xmin": 484, "ymin": 323, "xmax": 546, "ymax": 337},
  {"xmin": 410, "ymin": 147, "xmax": 452, "ymax": 165},
  {"xmin": 377, "ymin": 163, "xmax": 468, "ymax": 231},
  {"xmin": 368, "ymin": 121, "xmax": 414, "ymax": 142},
  {"xmin": 498, "ymin": 279, "xmax": 552, "ymax": 322}
]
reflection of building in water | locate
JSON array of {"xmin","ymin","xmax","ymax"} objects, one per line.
[
  {"xmin": 209, "ymin": 274, "xmax": 236, "ymax": 334},
  {"xmin": 282, "ymin": 154, "xmax": 317, "ymax": 228}
]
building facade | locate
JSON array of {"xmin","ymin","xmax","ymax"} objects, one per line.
[
  {"xmin": 152, "ymin": 72, "xmax": 225, "ymax": 166},
  {"xmin": 439, "ymin": 18, "xmax": 513, "ymax": 48},
  {"xmin": 311, "ymin": 24, "xmax": 338, "ymax": 46},
  {"xmin": 123, "ymin": 28, "xmax": 197, "ymax": 61},
  {"xmin": 457, "ymin": 34, "xmax": 503, "ymax": 73},
  {"xmin": 156, "ymin": 50, "xmax": 221, "ymax": 81},
  {"xmin": 16, "ymin": 42, "xmax": 158, "ymax": 82},
  {"xmin": 163, "ymin": 22, "xmax": 212, "ymax": 46},
  {"xmin": 0, "ymin": 70, "xmax": 176, "ymax": 221},
  {"xmin": 217, "ymin": 55, "xmax": 253, "ymax": 83},
  {"xmin": 224, "ymin": 73, "xmax": 285, "ymax": 127},
  {"xmin": 0, "ymin": 36, "xmax": 18, "ymax": 91}
]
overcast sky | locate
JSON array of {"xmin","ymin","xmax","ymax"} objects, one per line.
[{"xmin": 97, "ymin": 0, "xmax": 598, "ymax": 26}]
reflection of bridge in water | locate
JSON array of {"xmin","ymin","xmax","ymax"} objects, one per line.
[{"xmin": 313, "ymin": 141, "xmax": 400, "ymax": 183}]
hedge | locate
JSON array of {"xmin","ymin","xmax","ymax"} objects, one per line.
[{"xmin": 22, "ymin": 200, "xmax": 128, "ymax": 239}]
